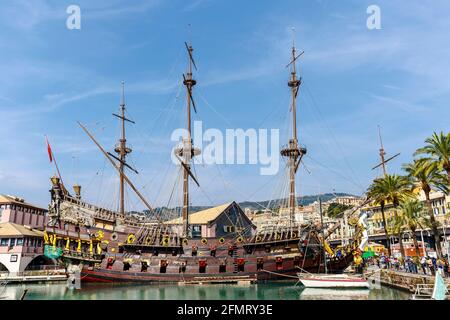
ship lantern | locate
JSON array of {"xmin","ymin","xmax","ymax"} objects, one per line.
[
  {"xmin": 50, "ymin": 175, "xmax": 60, "ymax": 187},
  {"xmin": 199, "ymin": 260, "xmax": 207, "ymax": 268},
  {"xmin": 73, "ymin": 184, "xmax": 81, "ymax": 199},
  {"xmin": 237, "ymin": 258, "xmax": 245, "ymax": 266}
]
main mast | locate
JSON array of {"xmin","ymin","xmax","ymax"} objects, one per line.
[
  {"xmin": 179, "ymin": 42, "xmax": 200, "ymax": 238},
  {"xmin": 113, "ymin": 82, "xmax": 133, "ymax": 216},
  {"xmin": 280, "ymin": 39, "xmax": 306, "ymax": 227}
]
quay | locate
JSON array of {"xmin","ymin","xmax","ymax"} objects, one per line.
[
  {"xmin": 0, "ymin": 270, "xmax": 67, "ymax": 283},
  {"xmin": 365, "ymin": 269, "xmax": 450, "ymax": 293}
]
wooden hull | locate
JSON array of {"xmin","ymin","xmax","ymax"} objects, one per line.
[{"xmin": 80, "ymin": 254, "xmax": 354, "ymax": 283}]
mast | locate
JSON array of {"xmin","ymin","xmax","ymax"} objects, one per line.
[
  {"xmin": 113, "ymin": 82, "xmax": 133, "ymax": 216},
  {"xmin": 378, "ymin": 125, "xmax": 387, "ymax": 176},
  {"xmin": 319, "ymin": 197, "xmax": 328, "ymax": 274},
  {"xmin": 281, "ymin": 36, "xmax": 306, "ymax": 227},
  {"xmin": 180, "ymin": 42, "xmax": 199, "ymax": 238},
  {"xmin": 371, "ymin": 125, "xmax": 400, "ymax": 177}
]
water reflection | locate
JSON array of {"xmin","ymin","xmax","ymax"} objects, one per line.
[{"xmin": 1, "ymin": 282, "xmax": 410, "ymax": 300}]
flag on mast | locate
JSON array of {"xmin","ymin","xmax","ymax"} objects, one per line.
[{"xmin": 46, "ymin": 136, "xmax": 53, "ymax": 163}]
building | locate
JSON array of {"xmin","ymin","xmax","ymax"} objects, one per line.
[
  {"xmin": 0, "ymin": 195, "xmax": 47, "ymax": 229},
  {"xmin": 165, "ymin": 202, "xmax": 256, "ymax": 238},
  {"xmin": 0, "ymin": 222, "xmax": 48, "ymax": 273},
  {"xmin": 0, "ymin": 195, "xmax": 53, "ymax": 273}
]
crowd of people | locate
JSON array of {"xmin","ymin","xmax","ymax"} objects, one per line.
[{"xmin": 362, "ymin": 254, "xmax": 450, "ymax": 277}]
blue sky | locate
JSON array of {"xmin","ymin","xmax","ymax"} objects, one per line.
[{"xmin": 1, "ymin": 0, "xmax": 449, "ymax": 211}]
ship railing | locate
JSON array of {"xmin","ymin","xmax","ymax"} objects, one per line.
[{"xmin": 62, "ymin": 250, "xmax": 103, "ymax": 261}]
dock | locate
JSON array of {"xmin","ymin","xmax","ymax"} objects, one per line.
[
  {"xmin": 365, "ymin": 269, "xmax": 450, "ymax": 293},
  {"xmin": 179, "ymin": 275, "xmax": 257, "ymax": 285},
  {"xmin": 0, "ymin": 270, "xmax": 67, "ymax": 283}
]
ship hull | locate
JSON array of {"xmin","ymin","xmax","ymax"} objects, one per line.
[{"xmin": 79, "ymin": 254, "xmax": 354, "ymax": 283}]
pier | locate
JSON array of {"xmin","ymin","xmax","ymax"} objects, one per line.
[
  {"xmin": 0, "ymin": 270, "xmax": 67, "ymax": 283},
  {"xmin": 365, "ymin": 269, "xmax": 450, "ymax": 293}
]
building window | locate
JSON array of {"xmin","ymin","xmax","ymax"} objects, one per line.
[
  {"xmin": 0, "ymin": 239, "xmax": 8, "ymax": 246},
  {"xmin": 223, "ymin": 226, "xmax": 235, "ymax": 233},
  {"xmin": 10, "ymin": 255, "xmax": 18, "ymax": 262},
  {"xmin": 9, "ymin": 238, "xmax": 15, "ymax": 247},
  {"xmin": 17, "ymin": 239, "xmax": 24, "ymax": 246},
  {"xmin": 192, "ymin": 225, "xmax": 202, "ymax": 238}
]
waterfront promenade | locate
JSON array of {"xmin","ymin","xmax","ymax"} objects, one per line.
[
  {"xmin": 0, "ymin": 269, "xmax": 67, "ymax": 283},
  {"xmin": 365, "ymin": 268, "xmax": 450, "ymax": 293}
]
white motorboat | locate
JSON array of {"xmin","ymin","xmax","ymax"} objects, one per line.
[{"xmin": 298, "ymin": 273, "xmax": 370, "ymax": 289}]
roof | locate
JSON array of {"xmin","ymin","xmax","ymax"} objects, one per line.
[
  {"xmin": 165, "ymin": 203, "xmax": 233, "ymax": 225},
  {"xmin": 0, "ymin": 222, "xmax": 44, "ymax": 237},
  {"xmin": 0, "ymin": 195, "xmax": 46, "ymax": 211}
]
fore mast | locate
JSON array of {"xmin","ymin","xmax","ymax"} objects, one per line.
[
  {"xmin": 176, "ymin": 42, "xmax": 201, "ymax": 238},
  {"xmin": 280, "ymin": 37, "xmax": 307, "ymax": 228}
]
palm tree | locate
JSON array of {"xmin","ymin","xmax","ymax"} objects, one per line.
[
  {"xmin": 399, "ymin": 198, "xmax": 425, "ymax": 257},
  {"xmin": 403, "ymin": 159, "xmax": 449, "ymax": 259},
  {"xmin": 382, "ymin": 175, "xmax": 414, "ymax": 259},
  {"xmin": 415, "ymin": 131, "xmax": 450, "ymax": 182},
  {"xmin": 367, "ymin": 174, "xmax": 413, "ymax": 258},
  {"xmin": 367, "ymin": 179, "xmax": 391, "ymax": 256}
]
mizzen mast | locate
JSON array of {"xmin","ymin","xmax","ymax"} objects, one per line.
[{"xmin": 280, "ymin": 35, "xmax": 306, "ymax": 227}]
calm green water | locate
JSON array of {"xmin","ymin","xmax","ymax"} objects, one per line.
[{"xmin": 1, "ymin": 282, "xmax": 409, "ymax": 300}]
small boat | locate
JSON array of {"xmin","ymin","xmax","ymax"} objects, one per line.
[{"xmin": 298, "ymin": 273, "xmax": 370, "ymax": 289}]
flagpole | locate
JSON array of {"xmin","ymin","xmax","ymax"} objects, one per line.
[{"xmin": 45, "ymin": 135, "xmax": 67, "ymax": 194}]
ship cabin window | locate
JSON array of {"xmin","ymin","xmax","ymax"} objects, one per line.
[
  {"xmin": 228, "ymin": 246, "xmax": 234, "ymax": 257},
  {"xmin": 210, "ymin": 248, "xmax": 216, "ymax": 257},
  {"xmin": 237, "ymin": 258, "xmax": 245, "ymax": 272},
  {"xmin": 160, "ymin": 260, "xmax": 167, "ymax": 273},
  {"xmin": 179, "ymin": 262, "xmax": 186, "ymax": 273},
  {"xmin": 192, "ymin": 225, "xmax": 202, "ymax": 239},
  {"xmin": 294, "ymin": 256, "xmax": 301, "ymax": 268},
  {"xmin": 141, "ymin": 261, "xmax": 148, "ymax": 272},
  {"xmin": 219, "ymin": 262, "xmax": 226, "ymax": 273},
  {"xmin": 192, "ymin": 246, "xmax": 198, "ymax": 257},
  {"xmin": 123, "ymin": 261, "xmax": 131, "ymax": 271},
  {"xmin": 257, "ymin": 258, "xmax": 264, "ymax": 271},
  {"xmin": 275, "ymin": 257, "xmax": 283, "ymax": 271},
  {"xmin": 199, "ymin": 260, "xmax": 207, "ymax": 273}
]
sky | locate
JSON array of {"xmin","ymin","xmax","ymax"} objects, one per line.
[{"xmin": 0, "ymin": 0, "xmax": 449, "ymax": 211}]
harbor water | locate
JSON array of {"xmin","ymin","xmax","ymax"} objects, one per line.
[{"xmin": 1, "ymin": 282, "xmax": 410, "ymax": 300}]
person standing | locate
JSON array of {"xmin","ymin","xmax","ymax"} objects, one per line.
[{"xmin": 421, "ymin": 256, "xmax": 427, "ymax": 275}]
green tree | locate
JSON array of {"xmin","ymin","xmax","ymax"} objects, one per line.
[
  {"xmin": 326, "ymin": 203, "xmax": 353, "ymax": 218},
  {"xmin": 399, "ymin": 198, "xmax": 426, "ymax": 257},
  {"xmin": 403, "ymin": 159, "xmax": 449, "ymax": 259},
  {"xmin": 415, "ymin": 131, "xmax": 450, "ymax": 182}
]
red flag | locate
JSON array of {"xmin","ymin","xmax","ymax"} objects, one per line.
[{"xmin": 46, "ymin": 136, "xmax": 53, "ymax": 163}]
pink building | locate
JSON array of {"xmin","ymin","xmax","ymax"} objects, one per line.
[
  {"xmin": 0, "ymin": 195, "xmax": 47, "ymax": 229},
  {"xmin": 0, "ymin": 195, "xmax": 52, "ymax": 273}
]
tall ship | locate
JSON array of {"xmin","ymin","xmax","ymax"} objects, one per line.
[{"xmin": 44, "ymin": 40, "xmax": 365, "ymax": 283}]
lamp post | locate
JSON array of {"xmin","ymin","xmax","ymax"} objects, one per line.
[{"xmin": 420, "ymin": 229, "xmax": 427, "ymax": 257}]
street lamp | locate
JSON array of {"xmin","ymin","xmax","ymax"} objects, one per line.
[{"xmin": 420, "ymin": 229, "xmax": 427, "ymax": 257}]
